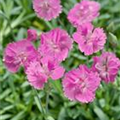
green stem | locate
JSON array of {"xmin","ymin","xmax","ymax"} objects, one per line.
[
  {"xmin": 46, "ymin": 90, "xmax": 50, "ymax": 114},
  {"xmin": 86, "ymin": 56, "xmax": 89, "ymax": 67},
  {"xmin": 45, "ymin": 80, "xmax": 51, "ymax": 114},
  {"xmin": 32, "ymin": 88, "xmax": 44, "ymax": 114},
  {"xmin": 32, "ymin": 81, "xmax": 52, "ymax": 119}
]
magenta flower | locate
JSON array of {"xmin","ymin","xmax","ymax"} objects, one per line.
[
  {"xmin": 3, "ymin": 40, "xmax": 37, "ymax": 73},
  {"xmin": 39, "ymin": 28, "xmax": 72, "ymax": 62},
  {"xmin": 25, "ymin": 60, "xmax": 48, "ymax": 89},
  {"xmin": 33, "ymin": 0, "xmax": 62, "ymax": 21},
  {"xmin": 27, "ymin": 29, "xmax": 37, "ymax": 42},
  {"xmin": 92, "ymin": 52, "xmax": 120, "ymax": 83},
  {"xmin": 62, "ymin": 65, "xmax": 101, "ymax": 103},
  {"xmin": 73, "ymin": 23, "xmax": 106, "ymax": 55},
  {"xmin": 68, "ymin": 0, "xmax": 100, "ymax": 27},
  {"xmin": 26, "ymin": 57, "xmax": 65, "ymax": 89},
  {"xmin": 41, "ymin": 57, "xmax": 65, "ymax": 80}
]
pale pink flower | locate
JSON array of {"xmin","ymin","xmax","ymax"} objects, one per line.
[
  {"xmin": 68, "ymin": 0, "xmax": 100, "ymax": 27},
  {"xmin": 92, "ymin": 52, "xmax": 120, "ymax": 83},
  {"xmin": 27, "ymin": 29, "xmax": 37, "ymax": 42},
  {"xmin": 73, "ymin": 23, "xmax": 106, "ymax": 55},
  {"xmin": 3, "ymin": 40, "xmax": 37, "ymax": 73},
  {"xmin": 41, "ymin": 57, "xmax": 65, "ymax": 80},
  {"xmin": 62, "ymin": 65, "xmax": 101, "ymax": 103},
  {"xmin": 33, "ymin": 0, "xmax": 62, "ymax": 21},
  {"xmin": 39, "ymin": 28, "xmax": 72, "ymax": 62},
  {"xmin": 26, "ymin": 57, "xmax": 65, "ymax": 89},
  {"xmin": 26, "ymin": 60, "xmax": 48, "ymax": 89}
]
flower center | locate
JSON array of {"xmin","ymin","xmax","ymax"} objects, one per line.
[
  {"xmin": 14, "ymin": 52, "xmax": 27, "ymax": 65},
  {"xmin": 40, "ymin": 1, "xmax": 50, "ymax": 10},
  {"xmin": 48, "ymin": 41, "xmax": 59, "ymax": 53},
  {"xmin": 84, "ymin": 32, "xmax": 93, "ymax": 45},
  {"xmin": 102, "ymin": 57, "xmax": 109, "ymax": 72},
  {"xmin": 44, "ymin": 1, "xmax": 49, "ymax": 7},
  {"xmin": 41, "ymin": 64, "xmax": 50, "ymax": 76},
  {"xmin": 75, "ymin": 78, "xmax": 87, "ymax": 93}
]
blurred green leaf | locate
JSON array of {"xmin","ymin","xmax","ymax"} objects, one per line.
[
  {"xmin": 94, "ymin": 107, "xmax": 109, "ymax": 120},
  {"xmin": 108, "ymin": 32, "xmax": 118, "ymax": 47},
  {"xmin": 0, "ymin": 89, "xmax": 11, "ymax": 100},
  {"xmin": 58, "ymin": 108, "xmax": 66, "ymax": 120},
  {"xmin": 107, "ymin": 22, "xmax": 115, "ymax": 32},
  {"xmin": 0, "ymin": 114, "xmax": 12, "ymax": 120},
  {"xmin": 11, "ymin": 111, "xmax": 26, "ymax": 120},
  {"xmin": 46, "ymin": 116, "xmax": 55, "ymax": 120}
]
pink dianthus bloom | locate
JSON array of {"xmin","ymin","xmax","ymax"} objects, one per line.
[
  {"xmin": 63, "ymin": 65, "xmax": 101, "ymax": 103},
  {"xmin": 39, "ymin": 28, "xmax": 72, "ymax": 62},
  {"xmin": 26, "ymin": 60, "xmax": 48, "ymax": 89},
  {"xmin": 26, "ymin": 57, "xmax": 65, "ymax": 89},
  {"xmin": 73, "ymin": 23, "xmax": 106, "ymax": 55},
  {"xmin": 33, "ymin": 0, "xmax": 62, "ymax": 21},
  {"xmin": 27, "ymin": 29, "xmax": 37, "ymax": 42},
  {"xmin": 68, "ymin": 0, "xmax": 100, "ymax": 27},
  {"xmin": 3, "ymin": 40, "xmax": 37, "ymax": 73},
  {"xmin": 92, "ymin": 52, "xmax": 120, "ymax": 83}
]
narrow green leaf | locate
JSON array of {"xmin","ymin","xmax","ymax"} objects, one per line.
[
  {"xmin": 34, "ymin": 96, "xmax": 43, "ymax": 113},
  {"xmin": 11, "ymin": 111, "xmax": 26, "ymax": 120},
  {"xmin": 0, "ymin": 114, "xmax": 12, "ymax": 120},
  {"xmin": 94, "ymin": 107, "xmax": 109, "ymax": 120},
  {"xmin": 0, "ymin": 89, "xmax": 11, "ymax": 100},
  {"xmin": 108, "ymin": 32, "xmax": 118, "ymax": 47},
  {"xmin": 58, "ymin": 108, "xmax": 66, "ymax": 120},
  {"xmin": 107, "ymin": 22, "xmax": 115, "ymax": 32},
  {"xmin": 46, "ymin": 116, "xmax": 55, "ymax": 120}
]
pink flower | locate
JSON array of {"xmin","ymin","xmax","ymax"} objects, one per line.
[
  {"xmin": 26, "ymin": 57, "xmax": 65, "ymax": 89},
  {"xmin": 68, "ymin": 0, "xmax": 100, "ymax": 27},
  {"xmin": 26, "ymin": 60, "xmax": 48, "ymax": 89},
  {"xmin": 62, "ymin": 65, "xmax": 101, "ymax": 103},
  {"xmin": 73, "ymin": 23, "xmax": 106, "ymax": 55},
  {"xmin": 3, "ymin": 40, "xmax": 37, "ymax": 73},
  {"xmin": 41, "ymin": 57, "xmax": 65, "ymax": 80},
  {"xmin": 92, "ymin": 52, "xmax": 120, "ymax": 83},
  {"xmin": 39, "ymin": 28, "xmax": 72, "ymax": 62},
  {"xmin": 27, "ymin": 29, "xmax": 37, "ymax": 42},
  {"xmin": 33, "ymin": 0, "xmax": 62, "ymax": 21}
]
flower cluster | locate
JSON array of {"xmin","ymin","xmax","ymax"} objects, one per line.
[
  {"xmin": 63, "ymin": 52, "xmax": 120, "ymax": 103},
  {"xmin": 68, "ymin": 1, "xmax": 107, "ymax": 55},
  {"xmin": 4, "ymin": 28, "xmax": 72, "ymax": 89},
  {"xmin": 3, "ymin": 0, "xmax": 120, "ymax": 103},
  {"xmin": 26, "ymin": 57, "xmax": 65, "ymax": 89}
]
